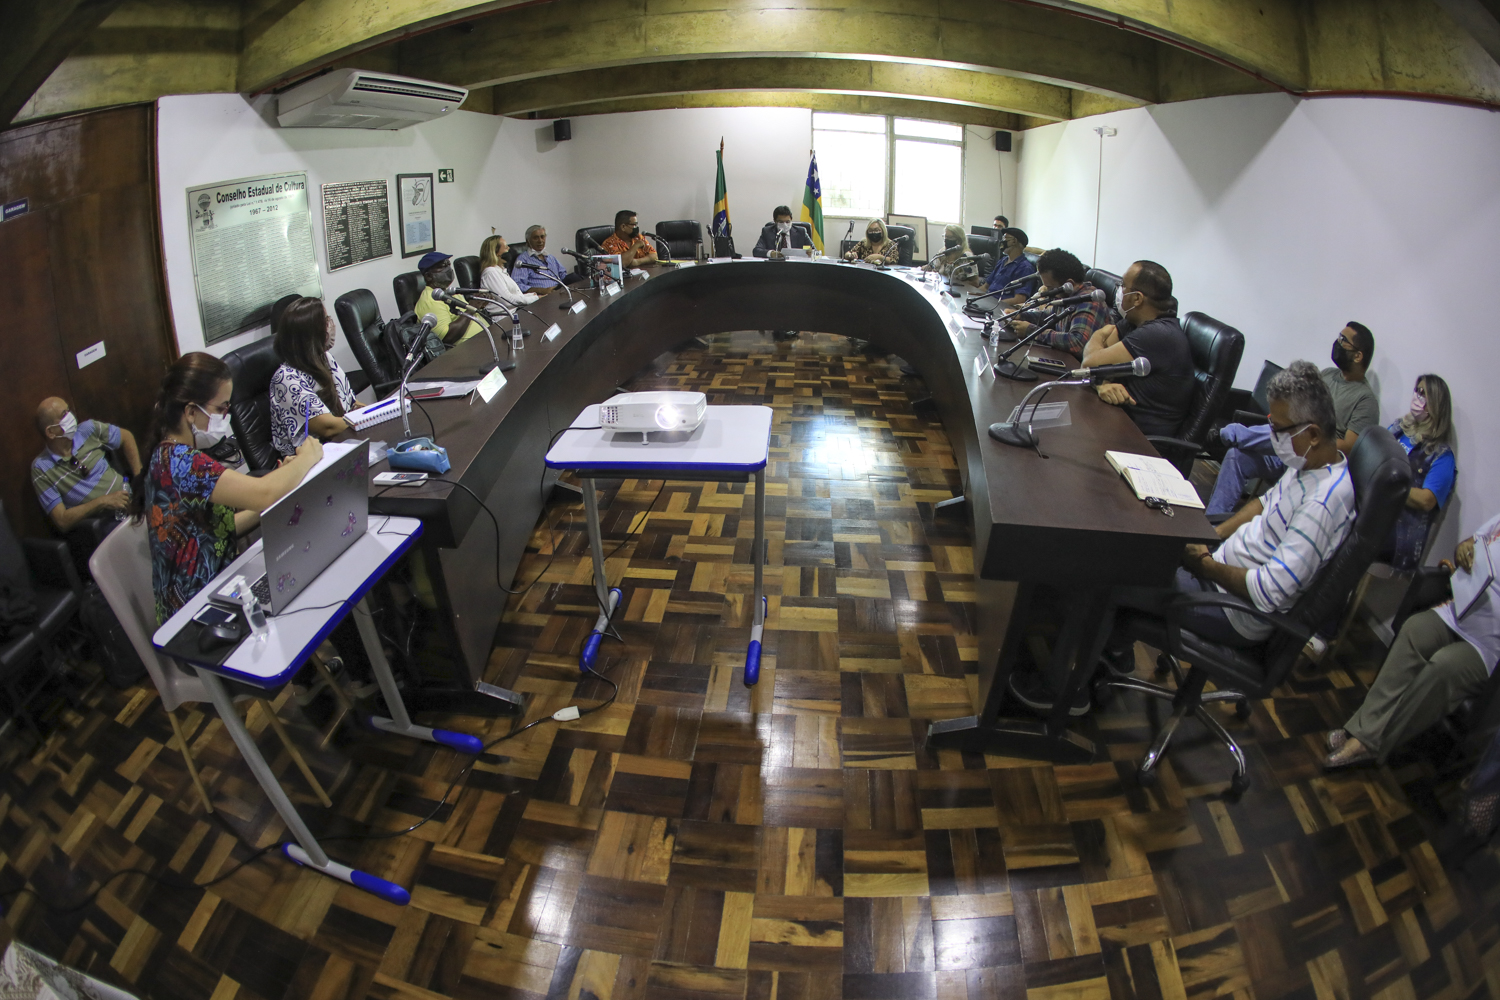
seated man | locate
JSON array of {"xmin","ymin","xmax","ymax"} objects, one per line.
[
  {"xmin": 1011, "ymin": 362, "xmax": 1356, "ymax": 715},
  {"xmin": 1207, "ymin": 322, "xmax": 1379, "ymax": 514},
  {"xmin": 512, "ymin": 225, "xmax": 580, "ymax": 294},
  {"xmin": 1081, "ymin": 260, "xmax": 1195, "ymax": 438},
  {"xmin": 753, "ymin": 206, "xmax": 815, "ymax": 258},
  {"xmin": 32, "ymin": 397, "xmax": 140, "ymax": 532},
  {"xmin": 412, "ymin": 251, "xmax": 473, "ymax": 345},
  {"xmin": 1006, "ymin": 248, "xmax": 1111, "ymax": 359},
  {"xmin": 1327, "ymin": 515, "xmax": 1499, "ymax": 769},
  {"xmin": 599, "ymin": 210, "xmax": 659, "ymax": 267},
  {"xmin": 983, "ymin": 227, "xmax": 1038, "ymax": 305}
]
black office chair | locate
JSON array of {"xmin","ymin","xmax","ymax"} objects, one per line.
[
  {"xmin": 393, "ymin": 271, "xmax": 425, "ymax": 316},
  {"xmin": 222, "ymin": 335, "xmax": 282, "ymax": 472},
  {"xmin": 1145, "ymin": 312, "xmax": 1245, "ymax": 476},
  {"xmin": 654, "ymin": 220, "xmax": 703, "ymax": 261},
  {"xmin": 1224, "ymin": 359, "xmax": 1284, "ymax": 427},
  {"xmin": 968, "ymin": 235, "xmax": 997, "ymax": 259},
  {"xmin": 884, "ymin": 225, "xmax": 915, "ymax": 266},
  {"xmin": 1085, "ymin": 268, "xmax": 1122, "ymax": 303},
  {"xmin": 335, "ymin": 289, "xmax": 398, "ymax": 399},
  {"xmin": 0, "ymin": 499, "xmax": 83, "ymax": 741},
  {"xmin": 970, "ymin": 226, "xmax": 999, "ymax": 240},
  {"xmin": 1023, "ymin": 251, "xmax": 1040, "ymax": 270},
  {"xmin": 269, "ymin": 293, "xmax": 300, "ymax": 336},
  {"xmin": 1101, "ymin": 427, "xmax": 1411, "ymax": 796},
  {"xmin": 454, "ymin": 255, "xmax": 482, "ymax": 289}
]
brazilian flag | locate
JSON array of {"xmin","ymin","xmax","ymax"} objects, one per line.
[
  {"xmin": 800, "ymin": 152, "xmax": 824, "ymax": 253},
  {"xmin": 712, "ymin": 138, "xmax": 730, "ymax": 238}
]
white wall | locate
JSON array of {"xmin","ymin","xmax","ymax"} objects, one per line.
[
  {"xmin": 157, "ymin": 93, "xmax": 565, "ymax": 371},
  {"xmin": 1016, "ymin": 92, "xmax": 1500, "ymax": 548}
]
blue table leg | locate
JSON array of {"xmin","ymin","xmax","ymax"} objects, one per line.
[
  {"xmin": 352, "ymin": 597, "xmax": 483, "ymax": 754},
  {"xmin": 194, "ymin": 667, "xmax": 410, "ymax": 904},
  {"xmin": 745, "ymin": 468, "xmax": 766, "ymax": 687},
  {"xmin": 579, "ymin": 477, "xmax": 623, "ymax": 671}
]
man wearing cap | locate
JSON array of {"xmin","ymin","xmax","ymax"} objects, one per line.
[
  {"xmin": 984, "ymin": 227, "xmax": 1038, "ymax": 306},
  {"xmin": 512, "ymin": 226, "xmax": 578, "ymax": 295},
  {"xmin": 413, "ymin": 251, "xmax": 475, "ymax": 345},
  {"xmin": 31, "ymin": 396, "xmax": 140, "ymax": 532}
]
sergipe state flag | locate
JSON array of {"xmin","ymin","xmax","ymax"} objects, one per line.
[
  {"xmin": 712, "ymin": 138, "xmax": 730, "ymax": 238},
  {"xmin": 800, "ymin": 151, "xmax": 824, "ymax": 253}
]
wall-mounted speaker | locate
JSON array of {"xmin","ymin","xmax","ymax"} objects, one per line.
[
  {"xmin": 994, "ymin": 131, "xmax": 1012, "ymax": 152},
  {"xmin": 553, "ymin": 119, "xmax": 572, "ymax": 142}
]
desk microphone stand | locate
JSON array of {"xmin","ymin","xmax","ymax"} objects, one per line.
[
  {"xmin": 441, "ymin": 295, "xmax": 513, "ymax": 377},
  {"xmin": 989, "ymin": 377, "xmax": 1093, "ymax": 449},
  {"xmin": 990, "ymin": 308, "xmax": 1071, "ymax": 382}
]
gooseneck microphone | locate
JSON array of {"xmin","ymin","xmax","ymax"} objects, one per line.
[
  {"xmin": 430, "ymin": 288, "xmax": 510, "ymax": 377},
  {"xmin": 989, "ymin": 356, "xmax": 1152, "ymax": 450},
  {"xmin": 515, "ymin": 258, "xmax": 577, "ymax": 309},
  {"xmin": 1070, "ymin": 356, "xmax": 1151, "ymax": 380},
  {"xmin": 399, "ymin": 314, "xmax": 437, "ymax": 438}
]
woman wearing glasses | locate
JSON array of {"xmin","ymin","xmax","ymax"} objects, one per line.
[{"xmin": 129, "ymin": 352, "xmax": 322, "ymax": 623}]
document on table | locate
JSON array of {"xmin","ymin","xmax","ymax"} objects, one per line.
[{"xmin": 1105, "ymin": 451, "xmax": 1204, "ymax": 508}]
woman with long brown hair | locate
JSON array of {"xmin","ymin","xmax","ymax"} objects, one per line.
[
  {"xmin": 130, "ymin": 352, "xmax": 322, "ymax": 623},
  {"xmin": 269, "ymin": 297, "xmax": 357, "ymax": 458},
  {"xmin": 474, "ymin": 234, "xmax": 537, "ymax": 322},
  {"xmin": 1384, "ymin": 372, "xmax": 1458, "ymax": 571}
]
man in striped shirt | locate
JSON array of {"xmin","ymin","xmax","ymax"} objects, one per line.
[
  {"xmin": 31, "ymin": 397, "xmax": 140, "ymax": 533},
  {"xmin": 1012, "ymin": 361, "xmax": 1355, "ymax": 716}
]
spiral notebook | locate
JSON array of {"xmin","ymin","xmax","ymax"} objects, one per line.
[{"xmin": 346, "ymin": 396, "xmax": 411, "ymax": 431}]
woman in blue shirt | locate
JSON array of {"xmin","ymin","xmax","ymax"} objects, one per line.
[{"xmin": 1385, "ymin": 374, "xmax": 1456, "ymax": 571}]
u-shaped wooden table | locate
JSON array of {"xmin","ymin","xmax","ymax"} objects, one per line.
[{"xmin": 367, "ymin": 259, "xmax": 1217, "ymax": 761}]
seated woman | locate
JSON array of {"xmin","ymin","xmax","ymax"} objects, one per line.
[
  {"xmin": 1327, "ymin": 515, "xmax": 1500, "ymax": 769},
  {"xmin": 130, "ymin": 352, "xmax": 324, "ymax": 623},
  {"xmin": 844, "ymin": 219, "xmax": 899, "ymax": 265},
  {"xmin": 475, "ymin": 234, "xmax": 538, "ymax": 322},
  {"xmin": 924, "ymin": 225, "xmax": 970, "ymax": 277},
  {"xmin": 1385, "ymin": 374, "xmax": 1456, "ymax": 571},
  {"xmin": 269, "ymin": 297, "xmax": 356, "ymax": 459}
]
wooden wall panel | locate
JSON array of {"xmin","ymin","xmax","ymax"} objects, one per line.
[{"xmin": 0, "ymin": 103, "xmax": 173, "ymax": 539}]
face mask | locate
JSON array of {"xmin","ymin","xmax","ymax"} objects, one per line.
[
  {"xmin": 944, "ymin": 237, "xmax": 959, "ymax": 249},
  {"xmin": 54, "ymin": 411, "xmax": 78, "ymax": 437},
  {"xmin": 867, "ymin": 230, "xmax": 880, "ymax": 240},
  {"xmin": 776, "ymin": 221, "xmax": 792, "ymax": 234},
  {"xmin": 1271, "ymin": 423, "xmax": 1310, "ymax": 472},
  {"xmin": 1331, "ymin": 339, "xmax": 1354, "ymax": 369},
  {"xmin": 192, "ymin": 404, "xmax": 231, "ymax": 449},
  {"xmin": 1410, "ymin": 393, "xmax": 1427, "ymax": 419},
  {"xmin": 1114, "ymin": 285, "xmax": 1127, "ymax": 316}
]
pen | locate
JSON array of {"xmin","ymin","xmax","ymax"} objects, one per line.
[
  {"xmin": 298, "ymin": 398, "xmax": 310, "ymax": 446},
  {"xmin": 362, "ymin": 397, "xmax": 398, "ymax": 414}
]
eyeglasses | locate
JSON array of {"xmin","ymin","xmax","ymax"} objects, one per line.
[
  {"xmin": 198, "ymin": 401, "xmax": 231, "ymax": 416},
  {"xmin": 1269, "ymin": 421, "xmax": 1311, "ymax": 442}
]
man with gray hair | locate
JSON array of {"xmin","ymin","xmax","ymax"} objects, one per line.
[
  {"xmin": 511, "ymin": 225, "xmax": 577, "ymax": 295},
  {"xmin": 1012, "ymin": 361, "xmax": 1358, "ymax": 716}
]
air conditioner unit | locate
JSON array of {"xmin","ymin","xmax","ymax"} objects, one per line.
[{"xmin": 277, "ymin": 69, "xmax": 469, "ymax": 130}]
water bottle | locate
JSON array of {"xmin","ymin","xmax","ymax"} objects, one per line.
[{"xmin": 512, "ymin": 322, "xmax": 524, "ymax": 351}]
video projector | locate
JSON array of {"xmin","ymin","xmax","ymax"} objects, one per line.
[{"xmin": 599, "ymin": 391, "xmax": 707, "ymax": 433}]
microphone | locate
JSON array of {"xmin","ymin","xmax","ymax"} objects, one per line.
[
  {"xmin": 1070, "ymin": 356, "xmax": 1151, "ymax": 380},
  {"xmin": 430, "ymin": 289, "xmax": 511, "ymax": 377},
  {"xmin": 517, "ymin": 257, "xmax": 577, "ymax": 309},
  {"xmin": 399, "ymin": 314, "xmax": 438, "ymax": 438},
  {"xmin": 1027, "ymin": 281, "xmax": 1076, "ymax": 303},
  {"xmin": 642, "ymin": 232, "xmax": 672, "ymax": 262},
  {"xmin": 1007, "ymin": 287, "xmax": 1106, "ymax": 322}
]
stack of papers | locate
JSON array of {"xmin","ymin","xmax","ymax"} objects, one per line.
[
  {"xmin": 407, "ymin": 379, "xmax": 482, "ymax": 399},
  {"xmin": 1105, "ymin": 451, "xmax": 1204, "ymax": 508}
]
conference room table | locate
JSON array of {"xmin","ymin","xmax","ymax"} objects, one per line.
[{"xmin": 360, "ymin": 257, "xmax": 1216, "ymax": 761}]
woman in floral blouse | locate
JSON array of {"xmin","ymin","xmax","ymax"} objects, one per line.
[
  {"xmin": 844, "ymin": 219, "xmax": 900, "ymax": 265},
  {"xmin": 269, "ymin": 297, "xmax": 356, "ymax": 459}
]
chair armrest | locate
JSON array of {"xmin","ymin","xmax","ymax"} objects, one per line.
[
  {"xmin": 1165, "ymin": 590, "xmax": 1314, "ymax": 643},
  {"xmin": 1144, "ymin": 436, "xmax": 1202, "ymax": 458},
  {"xmin": 23, "ymin": 537, "xmax": 82, "ymax": 595}
]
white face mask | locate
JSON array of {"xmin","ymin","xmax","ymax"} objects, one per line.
[
  {"xmin": 54, "ymin": 411, "xmax": 78, "ymax": 437},
  {"xmin": 776, "ymin": 221, "xmax": 792, "ymax": 234},
  {"xmin": 1114, "ymin": 284, "xmax": 1127, "ymax": 316},
  {"xmin": 192, "ymin": 404, "xmax": 232, "ymax": 449},
  {"xmin": 1270, "ymin": 423, "xmax": 1311, "ymax": 472}
]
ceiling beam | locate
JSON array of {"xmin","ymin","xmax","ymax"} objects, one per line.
[
  {"xmin": 518, "ymin": 90, "xmax": 1023, "ymax": 130},
  {"xmin": 489, "ymin": 57, "xmax": 1078, "ymax": 121},
  {"xmin": 0, "ymin": 0, "xmax": 123, "ymax": 124},
  {"xmin": 396, "ymin": 0, "xmax": 1173, "ymax": 105}
]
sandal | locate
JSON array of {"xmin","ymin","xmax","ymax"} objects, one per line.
[
  {"xmin": 1326, "ymin": 729, "xmax": 1348, "ymax": 753},
  {"xmin": 1324, "ymin": 742, "xmax": 1376, "ymax": 770}
]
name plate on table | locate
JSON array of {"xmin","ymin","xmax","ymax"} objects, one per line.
[
  {"xmin": 570, "ymin": 300, "xmax": 586, "ymax": 314},
  {"xmin": 604, "ymin": 282, "xmax": 620, "ymax": 297},
  {"xmin": 544, "ymin": 323, "xmax": 562, "ymax": 341},
  {"xmin": 676, "ymin": 261, "xmax": 696, "ymax": 268},
  {"xmin": 477, "ymin": 366, "xmax": 506, "ymax": 403},
  {"xmin": 629, "ymin": 268, "xmax": 647, "ymax": 277}
]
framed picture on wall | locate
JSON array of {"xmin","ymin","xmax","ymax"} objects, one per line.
[
  {"xmin": 396, "ymin": 173, "xmax": 435, "ymax": 257},
  {"xmin": 885, "ymin": 213, "xmax": 927, "ymax": 263}
]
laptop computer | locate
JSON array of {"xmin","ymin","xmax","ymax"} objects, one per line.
[{"xmin": 212, "ymin": 440, "xmax": 370, "ymax": 615}]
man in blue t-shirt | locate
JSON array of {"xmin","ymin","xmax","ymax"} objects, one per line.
[{"xmin": 984, "ymin": 227, "xmax": 1038, "ymax": 305}]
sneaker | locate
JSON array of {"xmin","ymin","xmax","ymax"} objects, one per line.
[
  {"xmin": 1009, "ymin": 670, "xmax": 1091, "ymax": 717},
  {"xmin": 1303, "ymin": 635, "xmax": 1328, "ymax": 663}
]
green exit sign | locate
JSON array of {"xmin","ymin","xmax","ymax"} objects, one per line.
[{"xmin": 438, "ymin": 169, "xmax": 455, "ymax": 183}]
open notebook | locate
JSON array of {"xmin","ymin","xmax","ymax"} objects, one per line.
[{"xmin": 1105, "ymin": 451, "xmax": 1205, "ymax": 509}]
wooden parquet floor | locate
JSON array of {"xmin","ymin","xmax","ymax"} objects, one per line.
[{"xmin": 2, "ymin": 332, "xmax": 1498, "ymax": 1000}]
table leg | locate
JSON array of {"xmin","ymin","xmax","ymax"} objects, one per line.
[
  {"xmin": 193, "ymin": 666, "xmax": 410, "ymax": 904},
  {"xmin": 745, "ymin": 469, "xmax": 767, "ymax": 687},
  {"xmin": 579, "ymin": 476, "xmax": 622, "ymax": 672},
  {"xmin": 352, "ymin": 598, "xmax": 484, "ymax": 754}
]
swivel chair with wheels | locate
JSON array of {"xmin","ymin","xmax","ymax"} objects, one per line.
[
  {"xmin": 1144, "ymin": 312, "xmax": 1245, "ymax": 476},
  {"xmin": 0, "ymin": 500, "xmax": 83, "ymax": 741},
  {"xmin": 221, "ymin": 335, "xmax": 282, "ymax": 472},
  {"xmin": 1100, "ymin": 427, "xmax": 1411, "ymax": 796},
  {"xmin": 393, "ymin": 271, "xmax": 425, "ymax": 316},
  {"xmin": 335, "ymin": 289, "xmax": 397, "ymax": 399},
  {"xmin": 654, "ymin": 220, "xmax": 703, "ymax": 261}
]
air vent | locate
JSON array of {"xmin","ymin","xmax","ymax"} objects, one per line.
[
  {"xmin": 277, "ymin": 69, "xmax": 469, "ymax": 130},
  {"xmin": 350, "ymin": 77, "xmax": 468, "ymax": 104}
]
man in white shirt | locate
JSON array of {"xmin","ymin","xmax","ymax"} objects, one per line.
[
  {"xmin": 1328, "ymin": 514, "xmax": 1500, "ymax": 768},
  {"xmin": 1012, "ymin": 361, "xmax": 1356, "ymax": 716}
]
